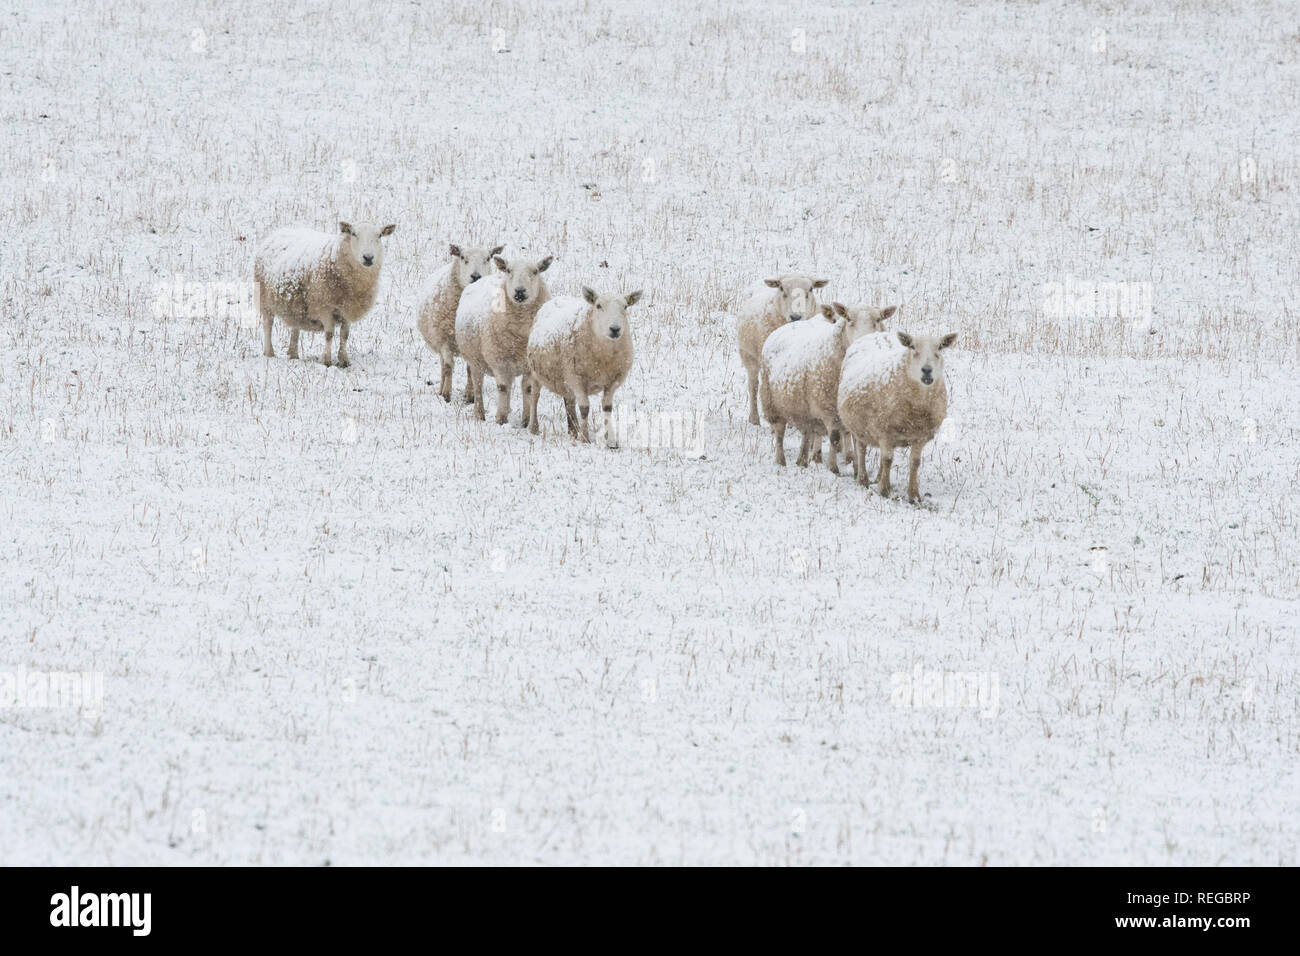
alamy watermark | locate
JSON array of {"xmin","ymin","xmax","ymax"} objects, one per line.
[
  {"xmin": 151, "ymin": 274, "xmax": 258, "ymax": 327},
  {"xmin": 606, "ymin": 407, "xmax": 706, "ymax": 455},
  {"xmin": 1039, "ymin": 275, "xmax": 1152, "ymax": 325},
  {"xmin": 890, "ymin": 664, "xmax": 1000, "ymax": 718},
  {"xmin": 0, "ymin": 668, "xmax": 104, "ymax": 717}
]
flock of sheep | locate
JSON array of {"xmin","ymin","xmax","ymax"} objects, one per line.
[{"xmin": 253, "ymin": 220, "xmax": 957, "ymax": 502}]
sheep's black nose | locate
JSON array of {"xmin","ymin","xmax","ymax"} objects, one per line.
[
  {"xmin": 362, "ymin": 255, "xmax": 374, "ymax": 266},
  {"xmin": 514, "ymin": 289, "xmax": 527, "ymax": 301},
  {"xmin": 470, "ymin": 273, "xmax": 481, "ymax": 282},
  {"xmin": 609, "ymin": 327, "xmax": 621, "ymax": 338},
  {"xmin": 789, "ymin": 312, "xmax": 803, "ymax": 321}
]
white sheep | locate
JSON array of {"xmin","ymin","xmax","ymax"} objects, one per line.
[
  {"xmin": 455, "ymin": 253, "xmax": 553, "ymax": 425},
  {"xmin": 836, "ymin": 330, "xmax": 958, "ymax": 502},
  {"xmin": 255, "ymin": 221, "xmax": 395, "ymax": 367},
  {"xmin": 525, "ymin": 286, "xmax": 643, "ymax": 446},
  {"xmin": 760, "ymin": 302, "xmax": 896, "ymax": 472},
  {"xmin": 736, "ymin": 274, "xmax": 828, "ymax": 425},
  {"xmin": 416, "ymin": 242, "xmax": 503, "ymax": 402}
]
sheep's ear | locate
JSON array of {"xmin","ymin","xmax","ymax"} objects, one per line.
[
  {"xmin": 489, "ymin": 245, "xmax": 504, "ymax": 257},
  {"xmin": 536, "ymin": 256, "xmax": 554, "ymax": 272},
  {"xmin": 879, "ymin": 305, "xmax": 899, "ymax": 322},
  {"xmin": 449, "ymin": 243, "xmax": 463, "ymax": 259},
  {"xmin": 832, "ymin": 302, "xmax": 848, "ymax": 317},
  {"xmin": 940, "ymin": 332, "xmax": 958, "ymax": 350},
  {"xmin": 812, "ymin": 278, "xmax": 830, "ymax": 289},
  {"xmin": 896, "ymin": 332, "xmax": 914, "ymax": 349},
  {"xmin": 624, "ymin": 290, "xmax": 643, "ymax": 307},
  {"xmin": 380, "ymin": 224, "xmax": 396, "ymax": 237},
  {"xmin": 339, "ymin": 222, "xmax": 353, "ymax": 235},
  {"xmin": 493, "ymin": 255, "xmax": 509, "ymax": 272},
  {"xmin": 582, "ymin": 286, "xmax": 599, "ymax": 304},
  {"xmin": 763, "ymin": 278, "xmax": 783, "ymax": 289}
]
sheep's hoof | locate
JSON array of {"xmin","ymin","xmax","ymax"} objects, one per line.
[
  {"xmin": 288, "ymin": 351, "xmax": 299, "ymax": 360},
  {"xmin": 748, "ymin": 414, "xmax": 760, "ymax": 426},
  {"xmin": 263, "ymin": 348, "xmax": 274, "ymax": 358},
  {"xmin": 336, "ymin": 357, "xmax": 351, "ymax": 369}
]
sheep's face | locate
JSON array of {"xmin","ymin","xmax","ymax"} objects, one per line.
[
  {"xmin": 764, "ymin": 275, "xmax": 829, "ymax": 323},
  {"xmin": 897, "ymin": 332, "xmax": 958, "ymax": 388},
  {"xmin": 832, "ymin": 303, "xmax": 898, "ymax": 343},
  {"xmin": 340, "ymin": 221, "xmax": 396, "ymax": 270},
  {"xmin": 450, "ymin": 243, "xmax": 503, "ymax": 287},
  {"xmin": 495, "ymin": 255, "xmax": 553, "ymax": 305},
  {"xmin": 582, "ymin": 287, "xmax": 643, "ymax": 341}
]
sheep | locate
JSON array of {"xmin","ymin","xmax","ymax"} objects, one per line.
[
  {"xmin": 836, "ymin": 330, "xmax": 958, "ymax": 502},
  {"xmin": 255, "ymin": 221, "xmax": 396, "ymax": 367},
  {"xmin": 736, "ymin": 274, "xmax": 828, "ymax": 425},
  {"xmin": 759, "ymin": 302, "xmax": 896, "ymax": 473},
  {"xmin": 820, "ymin": 302, "xmax": 897, "ymax": 468},
  {"xmin": 525, "ymin": 286, "xmax": 644, "ymax": 446},
  {"xmin": 455, "ymin": 253, "xmax": 553, "ymax": 425},
  {"xmin": 416, "ymin": 242, "xmax": 503, "ymax": 402}
]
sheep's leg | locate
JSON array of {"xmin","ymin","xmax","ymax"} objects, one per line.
[
  {"xmin": 527, "ymin": 376, "xmax": 542, "ymax": 435},
  {"xmin": 336, "ymin": 317, "xmax": 351, "ymax": 368},
  {"xmin": 745, "ymin": 361, "xmax": 760, "ymax": 425},
  {"xmin": 320, "ymin": 314, "xmax": 335, "ymax": 367},
  {"xmin": 602, "ymin": 387, "xmax": 618, "ymax": 449},
  {"xmin": 878, "ymin": 444, "xmax": 894, "ymax": 498},
  {"xmin": 438, "ymin": 349, "xmax": 454, "ymax": 402},
  {"xmin": 288, "ymin": 328, "xmax": 300, "ymax": 360},
  {"xmin": 463, "ymin": 369, "xmax": 476, "ymax": 404},
  {"xmin": 518, "ymin": 376, "xmax": 533, "ymax": 429},
  {"xmin": 470, "ymin": 365, "xmax": 486, "ymax": 420},
  {"xmin": 495, "ymin": 376, "xmax": 512, "ymax": 426},
  {"xmin": 907, "ymin": 442, "xmax": 925, "ymax": 503},
  {"xmin": 796, "ymin": 431, "xmax": 811, "ymax": 468},
  {"xmin": 578, "ymin": 399, "xmax": 592, "ymax": 443},
  {"xmin": 812, "ymin": 434, "xmax": 823, "ymax": 465},
  {"xmin": 773, "ymin": 421, "xmax": 787, "ymax": 466},
  {"xmin": 563, "ymin": 395, "xmax": 579, "ymax": 437},
  {"xmin": 853, "ymin": 438, "xmax": 867, "ymax": 485},
  {"xmin": 825, "ymin": 423, "xmax": 841, "ymax": 475},
  {"xmin": 261, "ymin": 309, "xmax": 275, "ymax": 358}
]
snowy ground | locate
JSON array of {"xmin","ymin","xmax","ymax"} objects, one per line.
[{"xmin": 2, "ymin": 0, "xmax": 1298, "ymax": 865}]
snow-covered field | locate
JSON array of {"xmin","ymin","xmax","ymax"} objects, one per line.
[{"xmin": 2, "ymin": 0, "xmax": 1297, "ymax": 865}]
